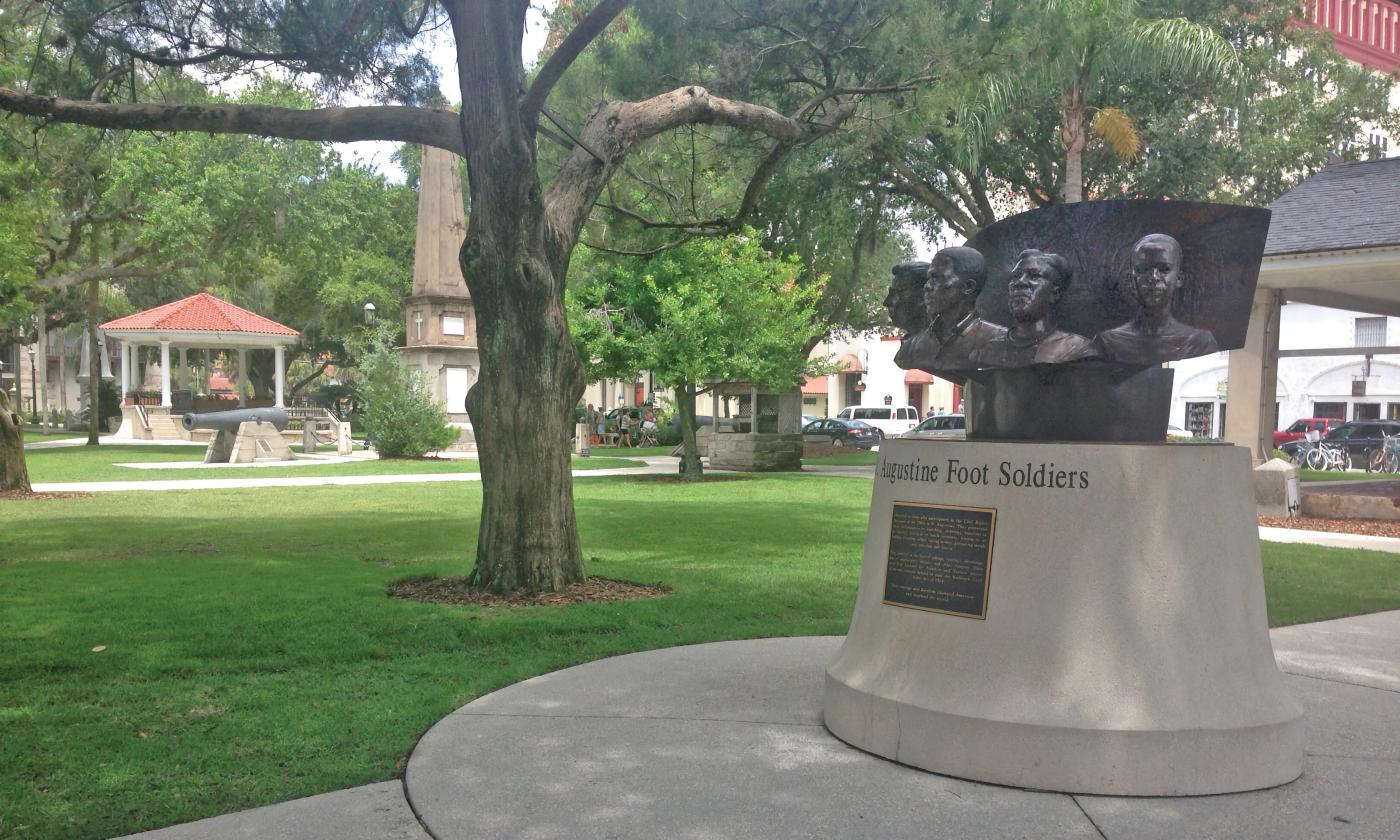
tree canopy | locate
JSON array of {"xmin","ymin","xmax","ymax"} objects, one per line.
[
  {"xmin": 569, "ymin": 231, "xmax": 826, "ymax": 478},
  {"xmin": 868, "ymin": 0, "xmax": 1398, "ymax": 237}
]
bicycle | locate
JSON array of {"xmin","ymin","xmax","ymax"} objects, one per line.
[
  {"xmin": 1368, "ymin": 432, "xmax": 1400, "ymax": 473},
  {"xmin": 1316, "ymin": 442, "xmax": 1350, "ymax": 471},
  {"xmin": 636, "ymin": 424, "xmax": 659, "ymax": 447},
  {"xmin": 1295, "ymin": 438, "xmax": 1348, "ymax": 471},
  {"xmin": 1293, "ymin": 437, "xmax": 1323, "ymax": 470}
]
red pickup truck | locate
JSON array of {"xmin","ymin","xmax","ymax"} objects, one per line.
[{"xmin": 1273, "ymin": 418, "xmax": 1342, "ymax": 448}]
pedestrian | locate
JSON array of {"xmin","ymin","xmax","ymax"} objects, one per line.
[
  {"xmin": 586, "ymin": 403, "xmax": 599, "ymax": 445},
  {"xmin": 618, "ymin": 409, "xmax": 633, "ymax": 448}
]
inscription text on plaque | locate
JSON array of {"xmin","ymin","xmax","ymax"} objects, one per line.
[{"xmin": 883, "ymin": 503, "xmax": 996, "ymax": 619}]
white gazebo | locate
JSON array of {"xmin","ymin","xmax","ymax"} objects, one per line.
[{"xmin": 101, "ymin": 293, "xmax": 299, "ymax": 435}]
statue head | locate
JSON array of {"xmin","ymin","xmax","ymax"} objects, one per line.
[
  {"xmin": 884, "ymin": 260, "xmax": 930, "ymax": 332},
  {"xmin": 1129, "ymin": 233, "xmax": 1183, "ymax": 315},
  {"xmin": 1007, "ymin": 249, "xmax": 1070, "ymax": 323},
  {"xmin": 925, "ymin": 246, "xmax": 985, "ymax": 320}
]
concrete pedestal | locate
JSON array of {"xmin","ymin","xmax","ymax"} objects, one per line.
[
  {"xmin": 824, "ymin": 438, "xmax": 1303, "ymax": 796},
  {"xmin": 204, "ymin": 421, "xmax": 295, "ymax": 464}
]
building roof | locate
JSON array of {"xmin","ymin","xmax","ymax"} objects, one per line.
[
  {"xmin": 101, "ymin": 293, "xmax": 299, "ymax": 337},
  {"xmin": 1265, "ymin": 158, "xmax": 1400, "ymax": 257}
]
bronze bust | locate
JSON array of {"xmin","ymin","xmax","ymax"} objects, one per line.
[
  {"xmin": 917, "ymin": 246, "xmax": 1006, "ymax": 371},
  {"xmin": 884, "ymin": 261, "xmax": 938, "ymax": 369},
  {"xmin": 1096, "ymin": 234, "xmax": 1218, "ymax": 364},
  {"xmin": 972, "ymin": 249, "xmax": 1099, "ymax": 367}
]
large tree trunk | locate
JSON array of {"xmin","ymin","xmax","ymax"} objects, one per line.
[
  {"xmin": 86, "ymin": 279, "xmax": 101, "ymax": 446},
  {"xmin": 455, "ymin": 0, "xmax": 586, "ymax": 594},
  {"xmin": 676, "ymin": 382, "xmax": 703, "ymax": 481},
  {"xmin": 0, "ymin": 388, "xmax": 31, "ymax": 493}
]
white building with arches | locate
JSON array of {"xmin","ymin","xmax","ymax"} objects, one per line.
[{"xmin": 1171, "ymin": 303, "xmax": 1400, "ymax": 438}]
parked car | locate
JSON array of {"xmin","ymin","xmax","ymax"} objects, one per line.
[
  {"xmin": 902, "ymin": 413, "xmax": 966, "ymax": 439},
  {"xmin": 834, "ymin": 405, "xmax": 920, "ymax": 437},
  {"xmin": 802, "ymin": 418, "xmax": 880, "ymax": 449},
  {"xmin": 1166, "ymin": 424, "xmax": 1194, "ymax": 441},
  {"xmin": 1273, "ymin": 417, "xmax": 1342, "ymax": 448},
  {"xmin": 1278, "ymin": 419, "xmax": 1400, "ymax": 468}
]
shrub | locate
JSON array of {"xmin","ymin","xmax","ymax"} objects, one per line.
[
  {"xmin": 655, "ymin": 421, "xmax": 682, "ymax": 447},
  {"xmin": 359, "ymin": 337, "xmax": 458, "ymax": 457},
  {"xmin": 78, "ymin": 380, "xmax": 122, "ymax": 428}
]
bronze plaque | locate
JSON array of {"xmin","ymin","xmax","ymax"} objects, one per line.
[{"xmin": 883, "ymin": 503, "xmax": 996, "ymax": 619}]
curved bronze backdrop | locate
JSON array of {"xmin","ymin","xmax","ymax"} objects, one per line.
[{"xmin": 965, "ymin": 199, "xmax": 1271, "ymax": 355}]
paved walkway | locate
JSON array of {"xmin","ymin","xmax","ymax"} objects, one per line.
[
  {"xmin": 1259, "ymin": 525, "xmax": 1400, "ymax": 553},
  {"xmin": 118, "ymin": 610, "xmax": 1400, "ymax": 840}
]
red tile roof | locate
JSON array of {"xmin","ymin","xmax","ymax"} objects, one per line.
[{"xmin": 101, "ymin": 293, "xmax": 299, "ymax": 337}]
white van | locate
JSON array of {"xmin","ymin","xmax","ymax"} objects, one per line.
[{"xmin": 835, "ymin": 405, "xmax": 920, "ymax": 438}]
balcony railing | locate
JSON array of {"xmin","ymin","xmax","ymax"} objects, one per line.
[{"xmin": 1308, "ymin": 0, "xmax": 1400, "ymax": 73}]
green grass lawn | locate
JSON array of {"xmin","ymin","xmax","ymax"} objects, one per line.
[
  {"xmin": 1299, "ymin": 468, "xmax": 1394, "ymax": 482},
  {"xmin": 804, "ymin": 450, "xmax": 879, "ymax": 466},
  {"xmin": 1, "ymin": 475, "xmax": 1397, "ymax": 838},
  {"xmin": 22, "ymin": 444, "xmax": 643, "ymax": 483},
  {"xmin": 1262, "ymin": 541, "xmax": 1400, "ymax": 626},
  {"xmin": 20, "ymin": 428, "xmax": 90, "ymax": 441}
]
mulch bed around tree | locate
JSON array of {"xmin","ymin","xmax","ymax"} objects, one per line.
[
  {"xmin": 388, "ymin": 575, "xmax": 671, "ymax": 607},
  {"xmin": 1259, "ymin": 515, "xmax": 1400, "ymax": 538},
  {"xmin": 0, "ymin": 490, "xmax": 91, "ymax": 500}
]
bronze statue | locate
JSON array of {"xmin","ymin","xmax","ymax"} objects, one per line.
[
  {"xmin": 1096, "ymin": 234, "xmax": 1218, "ymax": 364},
  {"xmin": 972, "ymin": 249, "xmax": 1099, "ymax": 367},
  {"xmin": 917, "ymin": 246, "xmax": 1006, "ymax": 371},
  {"xmin": 884, "ymin": 261, "xmax": 938, "ymax": 369}
]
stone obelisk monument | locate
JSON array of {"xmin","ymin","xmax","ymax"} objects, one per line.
[{"xmin": 399, "ymin": 145, "xmax": 479, "ymax": 450}]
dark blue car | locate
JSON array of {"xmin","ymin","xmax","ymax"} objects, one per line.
[{"xmin": 802, "ymin": 418, "xmax": 880, "ymax": 449}]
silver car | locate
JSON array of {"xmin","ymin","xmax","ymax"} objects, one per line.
[{"xmin": 902, "ymin": 413, "xmax": 967, "ymax": 439}]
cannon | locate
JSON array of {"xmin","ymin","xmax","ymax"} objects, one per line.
[
  {"xmin": 182, "ymin": 407, "xmax": 288, "ymax": 433},
  {"xmin": 185, "ymin": 407, "xmax": 294, "ymax": 464}
]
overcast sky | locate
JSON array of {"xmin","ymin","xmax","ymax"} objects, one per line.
[{"xmin": 338, "ymin": 4, "xmax": 552, "ymax": 178}]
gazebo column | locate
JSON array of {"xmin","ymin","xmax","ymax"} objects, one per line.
[
  {"xmin": 274, "ymin": 345, "xmax": 286, "ymax": 408},
  {"xmin": 120, "ymin": 341, "xmax": 130, "ymax": 400},
  {"xmin": 175, "ymin": 346, "xmax": 185, "ymax": 391},
  {"xmin": 159, "ymin": 340, "xmax": 172, "ymax": 408},
  {"xmin": 237, "ymin": 348, "xmax": 247, "ymax": 407}
]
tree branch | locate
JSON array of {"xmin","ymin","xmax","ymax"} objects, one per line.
[
  {"xmin": 581, "ymin": 236, "xmax": 694, "ymax": 256},
  {"xmin": 0, "ymin": 89, "xmax": 466, "ymax": 155},
  {"xmin": 289, "ymin": 357, "xmax": 334, "ymax": 395},
  {"xmin": 885, "ymin": 155, "xmax": 979, "ymax": 238},
  {"xmin": 522, "ymin": 0, "xmax": 631, "ymax": 119},
  {"xmin": 40, "ymin": 244, "xmax": 177, "ymax": 290},
  {"xmin": 546, "ymin": 85, "xmax": 855, "ymax": 244}
]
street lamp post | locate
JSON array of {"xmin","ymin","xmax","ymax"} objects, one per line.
[{"xmin": 27, "ymin": 346, "xmax": 36, "ymax": 419}]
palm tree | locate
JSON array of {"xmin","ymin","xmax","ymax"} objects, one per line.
[{"xmin": 960, "ymin": 0, "xmax": 1241, "ymax": 203}]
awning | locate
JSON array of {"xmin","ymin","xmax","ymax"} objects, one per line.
[
  {"xmin": 836, "ymin": 353, "xmax": 864, "ymax": 373},
  {"xmin": 801, "ymin": 376, "xmax": 829, "ymax": 395},
  {"xmin": 904, "ymin": 369, "xmax": 935, "ymax": 384}
]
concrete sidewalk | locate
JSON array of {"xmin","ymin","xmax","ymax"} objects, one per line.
[
  {"xmin": 29, "ymin": 457, "xmax": 681, "ymax": 492},
  {"xmin": 1259, "ymin": 524, "xmax": 1400, "ymax": 553},
  {"xmin": 119, "ymin": 610, "xmax": 1400, "ymax": 840}
]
